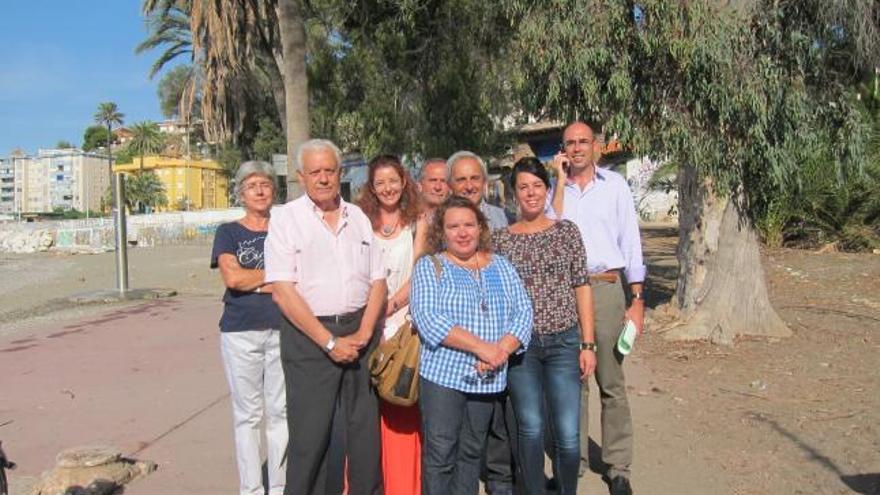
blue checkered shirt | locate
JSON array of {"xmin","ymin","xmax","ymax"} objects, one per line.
[{"xmin": 410, "ymin": 254, "xmax": 533, "ymax": 394}]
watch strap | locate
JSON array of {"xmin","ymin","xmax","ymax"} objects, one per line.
[{"xmin": 580, "ymin": 342, "xmax": 597, "ymax": 351}]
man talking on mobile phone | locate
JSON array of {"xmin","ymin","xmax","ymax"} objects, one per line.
[{"xmin": 548, "ymin": 121, "xmax": 646, "ymax": 495}]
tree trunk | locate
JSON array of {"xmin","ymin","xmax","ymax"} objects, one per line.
[
  {"xmin": 257, "ymin": 49, "xmax": 287, "ymax": 136},
  {"xmin": 276, "ymin": 0, "xmax": 310, "ymax": 200},
  {"xmin": 664, "ymin": 163, "xmax": 790, "ymax": 344}
]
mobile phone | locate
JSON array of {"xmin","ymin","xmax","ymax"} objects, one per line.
[{"xmin": 558, "ymin": 144, "xmax": 570, "ymax": 176}]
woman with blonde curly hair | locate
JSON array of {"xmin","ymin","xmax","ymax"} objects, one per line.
[
  {"xmin": 356, "ymin": 154, "xmax": 428, "ymax": 494},
  {"xmin": 411, "ymin": 195, "xmax": 533, "ymax": 495}
]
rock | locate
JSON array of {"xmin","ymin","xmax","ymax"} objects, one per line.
[
  {"xmin": 31, "ymin": 446, "xmax": 156, "ymax": 495},
  {"xmin": 749, "ymin": 379, "xmax": 768, "ymax": 391},
  {"xmin": 55, "ymin": 446, "xmax": 120, "ymax": 468}
]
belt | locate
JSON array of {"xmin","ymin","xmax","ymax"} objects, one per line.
[
  {"xmin": 316, "ymin": 308, "xmax": 364, "ymax": 325},
  {"xmin": 588, "ymin": 270, "xmax": 620, "ymax": 284}
]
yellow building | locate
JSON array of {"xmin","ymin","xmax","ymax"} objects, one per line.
[{"xmin": 113, "ymin": 155, "xmax": 229, "ymax": 211}]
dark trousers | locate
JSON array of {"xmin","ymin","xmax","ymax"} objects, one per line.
[
  {"xmin": 280, "ymin": 311, "xmax": 382, "ymax": 495},
  {"xmin": 483, "ymin": 398, "xmax": 517, "ymax": 494},
  {"xmin": 420, "ymin": 378, "xmax": 498, "ymax": 495},
  {"xmin": 508, "ymin": 327, "xmax": 582, "ymax": 495}
]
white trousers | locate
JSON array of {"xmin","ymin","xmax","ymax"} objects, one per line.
[{"xmin": 220, "ymin": 330, "xmax": 287, "ymax": 495}]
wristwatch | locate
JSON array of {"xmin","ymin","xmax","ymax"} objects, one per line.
[
  {"xmin": 580, "ymin": 342, "xmax": 598, "ymax": 352},
  {"xmin": 324, "ymin": 336, "xmax": 337, "ymax": 353}
]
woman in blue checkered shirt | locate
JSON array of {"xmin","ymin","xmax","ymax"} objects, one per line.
[{"xmin": 410, "ymin": 195, "xmax": 533, "ymax": 495}]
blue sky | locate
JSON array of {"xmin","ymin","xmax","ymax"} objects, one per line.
[{"xmin": 0, "ymin": 1, "xmax": 177, "ymax": 154}]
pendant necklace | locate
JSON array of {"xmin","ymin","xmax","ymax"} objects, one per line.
[
  {"xmin": 472, "ymin": 253, "xmax": 488, "ymax": 312},
  {"xmin": 380, "ymin": 223, "xmax": 396, "ymax": 237},
  {"xmin": 380, "ymin": 213, "xmax": 399, "ymax": 237}
]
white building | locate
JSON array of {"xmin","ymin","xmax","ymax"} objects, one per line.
[
  {"xmin": 0, "ymin": 155, "xmax": 16, "ymax": 214},
  {"xmin": 9, "ymin": 149, "xmax": 110, "ymax": 214}
]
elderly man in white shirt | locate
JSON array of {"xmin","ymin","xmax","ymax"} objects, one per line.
[{"xmin": 265, "ymin": 139, "xmax": 387, "ymax": 495}]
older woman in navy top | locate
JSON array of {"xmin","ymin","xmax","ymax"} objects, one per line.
[
  {"xmin": 410, "ymin": 195, "xmax": 533, "ymax": 495},
  {"xmin": 210, "ymin": 161, "xmax": 286, "ymax": 495}
]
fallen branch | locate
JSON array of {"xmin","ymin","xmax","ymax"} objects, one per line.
[
  {"xmin": 802, "ymin": 410, "xmax": 862, "ymax": 423},
  {"xmin": 718, "ymin": 387, "xmax": 770, "ymax": 401},
  {"xmin": 780, "ymin": 305, "xmax": 880, "ymax": 323}
]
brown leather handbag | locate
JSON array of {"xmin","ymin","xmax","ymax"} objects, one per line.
[{"xmin": 368, "ymin": 255, "xmax": 442, "ymax": 406}]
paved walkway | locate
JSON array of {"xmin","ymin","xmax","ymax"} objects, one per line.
[
  {"xmin": 0, "ymin": 296, "xmax": 237, "ymax": 493},
  {"xmin": 0, "ymin": 295, "xmax": 725, "ymax": 494}
]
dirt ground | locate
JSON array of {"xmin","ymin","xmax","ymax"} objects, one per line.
[
  {"xmin": 638, "ymin": 226, "xmax": 880, "ymax": 495},
  {"xmin": 0, "ymin": 245, "xmax": 223, "ymax": 337},
  {"xmin": 1, "ymin": 226, "xmax": 878, "ymax": 494}
]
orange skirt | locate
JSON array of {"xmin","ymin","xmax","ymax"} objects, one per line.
[{"xmin": 380, "ymin": 401, "xmax": 422, "ymax": 495}]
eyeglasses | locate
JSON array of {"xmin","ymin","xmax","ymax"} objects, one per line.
[{"xmin": 242, "ymin": 181, "xmax": 274, "ymax": 193}]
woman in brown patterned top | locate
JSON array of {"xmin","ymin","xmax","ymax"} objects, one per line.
[{"xmin": 491, "ymin": 157, "xmax": 596, "ymax": 495}]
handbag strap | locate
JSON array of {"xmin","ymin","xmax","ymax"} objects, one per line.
[{"xmin": 428, "ymin": 254, "xmax": 443, "ymax": 280}]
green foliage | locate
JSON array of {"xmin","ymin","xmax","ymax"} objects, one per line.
[
  {"xmin": 755, "ymin": 71, "xmax": 880, "ymax": 251},
  {"xmin": 216, "ymin": 141, "xmax": 243, "ymax": 178},
  {"xmin": 55, "ymin": 140, "xmax": 75, "ymax": 149},
  {"xmin": 251, "ymin": 117, "xmax": 286, "ymax": 161},
  {"xmin": 50, "ymin": 208, "xmax": 102, "ymax": 219},
  {"xmin": 114, "ymin": 146, "xmax": 135, "ymax": 166},
  {"xmin": 128, "ymin": 121, "xmax": 166, "ymax": 168},
  {"xmin": 94, "ymin": 102, "xmax": 124, "ymax": 131},
  {"xmin": 104, "ymin": 172, "xmax": 169, "ymax": 213},
  {"xmin": 503, "ymin": 0, "xmax": 875, "ymax": 221},
  {"xmin": 308, "ymin": 1, "xmax": 517, "ymax": 157},
  {"xmin": 157, "ymin": 65, "xmax": 195, "ymax": 118},
  {"xmin": 137, "ymin": 0, "xmax": 192, "ymax": 79},
  {"xmin": 82, "ymin": 125, "xmax": 110, "ymax": 151}
]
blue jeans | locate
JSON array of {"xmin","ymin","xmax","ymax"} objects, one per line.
[
  {"xmin": 507, "ymin": 326, "xmax": 582, "ymax": 495},
  {"xmin": 420, "ymin": 378, "xmax": 498, "ymax": 495}
]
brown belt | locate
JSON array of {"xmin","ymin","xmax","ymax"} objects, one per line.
[{"xmin": 588, "ymin": 270, "xmax": 620, "ymax": 284}]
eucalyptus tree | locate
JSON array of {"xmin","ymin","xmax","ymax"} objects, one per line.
[
  {"xmin": 502, "ymin": 0, "xmax": 879, "ymax": 343},
  {"xmin": 94, "ymin": 102, "xmax": 125, "ymax": 186}
]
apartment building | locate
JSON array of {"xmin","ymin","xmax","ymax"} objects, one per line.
[
  {"xmin": 7, "ymin": 149, "xmax": 110, "ymax": 214},
  {"xmin": 113, "ymin": 155, "xmax": 229, "ymax": 211},
  {"xmin": 0, "ymin": 154, "xmax": 17, "ymax": 214}
]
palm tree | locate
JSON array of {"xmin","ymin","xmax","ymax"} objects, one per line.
[
  {"xmin": 128, "ymin": 121, "xmax": 165, "ymax": 171},
  {"xmin": 140, "ymin": 0, "xmax": 310, "ymax": 199},
  {"xmin": 138, "ymin": 0, "xmax": 200, "ymax": 124},
  {"xmin": 94, "ymin": 102, "xmax": 125, "ymax": 187},
  {"xmin": 136, "ymin": 0, "xmax": 192, "ymax": 79}
]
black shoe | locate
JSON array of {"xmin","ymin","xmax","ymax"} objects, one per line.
[{"xmin": 609, "ymin": 476, "xmax": 633, "ymax": 495}]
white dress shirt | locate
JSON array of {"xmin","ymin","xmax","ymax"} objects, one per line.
[{"xmin": 264, "ymin": 195, "xmax": 385, "ymax": 316}]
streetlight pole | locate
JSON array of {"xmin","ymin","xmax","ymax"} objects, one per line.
[
  {"xmin": 185, "ymin": 119, "xmax": 191, "ymax": 211},
  {"xmin": 113, "ymin": 172, "xmax": 129, "ymax": 293}
]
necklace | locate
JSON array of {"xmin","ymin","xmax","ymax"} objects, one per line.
[
  {"xmin": 379, "ymin": 211, "xmax": 400, "ymax": 237},
  {"xmin": 380, "ymin": 223, "xmax": 396, "ymax": 237},
  {"xmin": 472, "ymin": 253, "xmax": 488, "ymax": 312}
]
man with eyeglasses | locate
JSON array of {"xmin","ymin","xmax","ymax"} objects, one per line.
[{"xmin": 549, "ymin": 121, "xmax": 646, "ymax": 495}]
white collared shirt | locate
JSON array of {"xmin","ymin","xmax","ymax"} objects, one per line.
[
  {"xmin": 547, "ymin": 167, "xmax": 646, "ymax": 282},
  {"xmin": 264, "ymin": 194, "xmax": 385, "ymax": 316}
]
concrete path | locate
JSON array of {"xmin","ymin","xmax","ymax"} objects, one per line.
[{"xmin": 0, "ymin": 295, "xmax": 726, "ymax": 494}]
